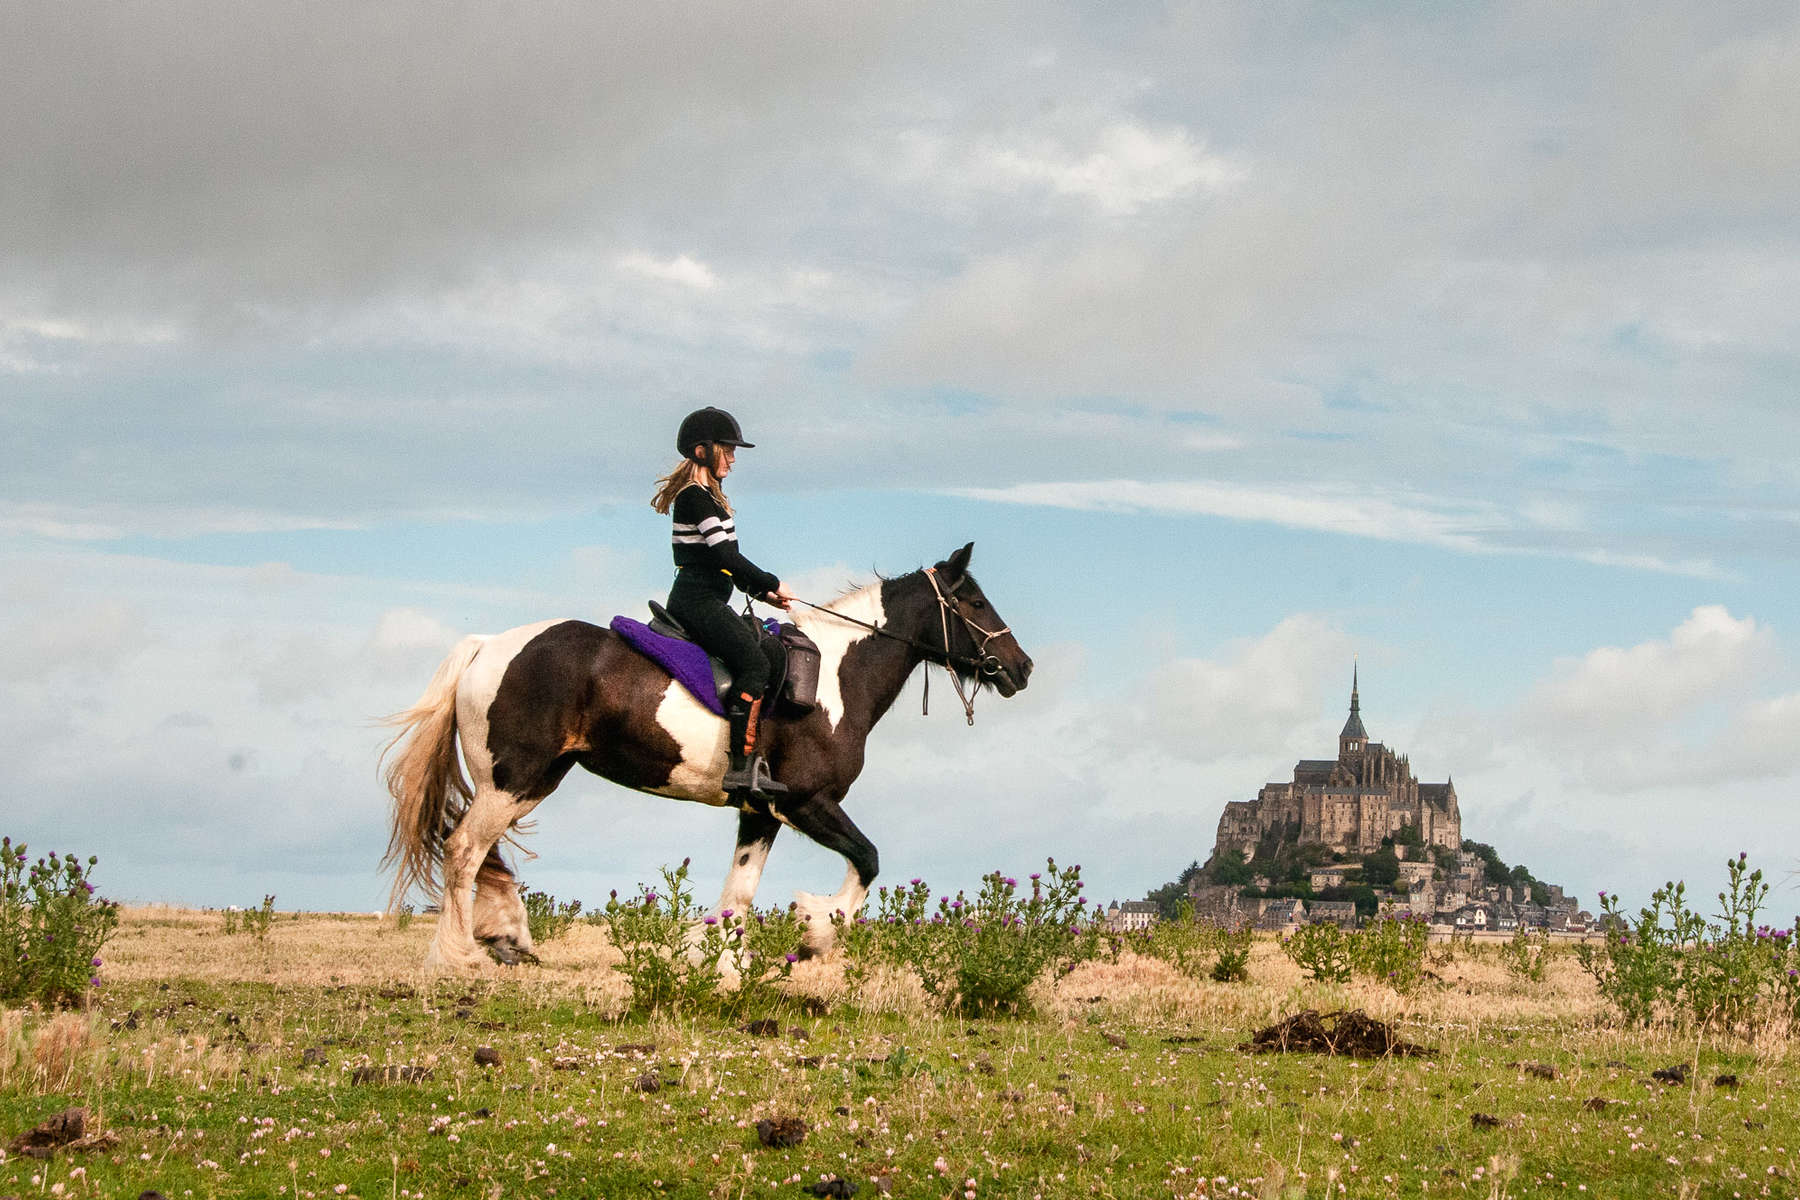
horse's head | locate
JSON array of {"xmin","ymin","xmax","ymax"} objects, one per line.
[{"xmin": 929, "ymin": 542, "xmax": 1033, "ymax": 698}]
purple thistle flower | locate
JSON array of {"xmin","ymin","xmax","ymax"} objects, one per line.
[
  {"xmin": 1003, "ymin": 878, "xmax": 1017, "ymax": 888},
  {"xmin": 89, "ymin": 977, "xmax": 101, "ymax": 987},
  {"xmin": 720, "ymin": 909, "xmax": 733, "ymax": 920},
  {"xmin": 785, "ymin": 953, "xmax": 798, "ymax": 964},
  {"xmin": 83, "ymin": 882, "xmax": 95, "ymax": 894},
  {"xmin": 703, "ymin": 916, "xmax": 717, "ymax": 925},
  {"xmin": 91, "ymin": 957, "xmax": 102, "ymax": 967}
]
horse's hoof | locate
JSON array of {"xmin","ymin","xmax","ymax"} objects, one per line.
[{"xmin": 480, "ymin": 937, "xmax": 539, "ymax": 966}]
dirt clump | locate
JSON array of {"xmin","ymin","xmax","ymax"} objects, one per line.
[
  {"xmin": 1242, "ymin": 1009, "xmax": 1431, "ymax": 1059},
  {"xmin": 756, "ymin": 1115, "xmax": 809, "ymax": 1148}
]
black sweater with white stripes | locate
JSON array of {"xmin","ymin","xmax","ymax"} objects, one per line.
[{"xmin": 670, "ymin": 484, "xmax": 780, "ymax": 598}]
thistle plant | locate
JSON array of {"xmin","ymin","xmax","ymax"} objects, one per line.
[
  {"xmin": 523, "ymin": 889, "xmax": 583, "ymax": 945},
  {"xmin": 0, "ymin": 837, "xmax": 121, "ymax": 1007},
  {"xmin": 247, "ymin": 894, "xmax": 276, "ymax": 942},
  {"xmin": 1499, "ymin": 923, "xmax": 1551, "ymax": 983},
  {"xmin": 1280, "ymin": 920, "xmax": 1352, "ymax": 983},
  {"xmin": 1578, "ymin": 854, "xmax": 1800, "ymax": 1031},
  {"xmin": 1138, "ymin": 902, "xmax": 1252, "ymax": 983},
  {"xmin": 835, "ymin": 860, "xmax": 1100, "ymax": 1016},
  {"xmin": 598, "ymin": 860, "xmax": 802, "ymax": 1016},
  {"xmin": 1352, "ymin": 914, "xmax": 1430, "ymax": 993}
]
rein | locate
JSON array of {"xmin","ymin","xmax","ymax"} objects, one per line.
[{"xmin": 787, "ymin": 568, "xmax": 1011, "ymax": 726}]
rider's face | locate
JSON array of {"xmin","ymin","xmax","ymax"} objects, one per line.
[{"xmin": 712, "ymin": 445, "xmax": 736, "ymax": 478}]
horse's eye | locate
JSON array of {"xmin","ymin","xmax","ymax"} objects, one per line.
[{"xmin": 971, "ymin": 599, "xmax": 986, "ymax": 609}]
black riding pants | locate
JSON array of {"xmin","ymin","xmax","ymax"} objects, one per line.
[{"xmin": 667, "ymin": 570, "xmax": 768, "ymax": 700}]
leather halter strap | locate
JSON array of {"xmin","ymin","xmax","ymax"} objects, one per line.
[{"xmin": 786, "ymin": 568, "xmax": 1012, "ymax": 726}]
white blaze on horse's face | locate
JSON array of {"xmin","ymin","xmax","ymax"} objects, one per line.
[
  {"xmin": 791, "ymin": 583, "xmax": 885, "ymax": 733},
  {"xmin": 648, "ymin": 682, "xmax": 733, "ymax": 805}
]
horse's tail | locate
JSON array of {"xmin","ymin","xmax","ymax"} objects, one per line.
[{"xmin": 380, "ymin": 634, "xmax": 485, "ymax": 915}]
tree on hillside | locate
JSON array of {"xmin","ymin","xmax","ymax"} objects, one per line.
[
  {"xmin": 1362, "ymin": 846, "xmax": 1400, "ymax": 887},
  {"xmin": 1462, "ymin": 840, "xmax": 1511, "ymax": 885},
  {"xmin": 1146, "ymin": 860, "xmax": 1208, "ymax": 919}
]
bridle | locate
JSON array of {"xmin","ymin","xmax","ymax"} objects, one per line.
[{"xmin": 787, "ymin": 567, "xmax": 1014, "ymax": 726}]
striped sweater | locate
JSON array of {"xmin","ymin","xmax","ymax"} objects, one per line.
[{"xmin": 670, "ymin": 484, "xmax": 780, "ymax": 597}]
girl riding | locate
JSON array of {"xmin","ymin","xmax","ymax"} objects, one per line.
[{"xmin": 651, "ymin": 407, "xmax": 796, "ymax": 802}]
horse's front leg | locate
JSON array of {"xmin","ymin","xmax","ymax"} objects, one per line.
[
  {"xmin": 776, "ymin": 794, "xmax": 878, "ymax": 958},
  {"xmin": 708, "ymin": 809, "xmax": 782, "ymax": 919}
]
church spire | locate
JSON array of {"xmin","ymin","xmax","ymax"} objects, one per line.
[{"xmin": 1339, "ymin": 661, "xmax": 1368, "ymax": 747}]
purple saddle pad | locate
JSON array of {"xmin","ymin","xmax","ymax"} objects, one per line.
[{"xmin": 609, "ymin": 616, "xmax": 726, "ymax": 715}]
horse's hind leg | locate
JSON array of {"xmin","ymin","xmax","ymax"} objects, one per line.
[
  {"xmin": 426, "ymin": 787, "xmax": 533, "ymax": 972},
  {"xmin": 472, "ymin": 842, "xmax": 541, "ymax": 964}
]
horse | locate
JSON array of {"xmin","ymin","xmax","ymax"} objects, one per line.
[{"xmin": 381, "ymin": 542, "xmax": 1033, "ymax": 971}]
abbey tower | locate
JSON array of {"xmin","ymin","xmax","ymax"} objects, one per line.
[{"xmin": 1213, "ymin": 668, "xmax": 1462, "ymax": 860}]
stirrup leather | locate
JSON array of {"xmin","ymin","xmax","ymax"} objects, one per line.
[{"xmin": 725, "ymin": 693, "xmax": 787, "ymax": 800}]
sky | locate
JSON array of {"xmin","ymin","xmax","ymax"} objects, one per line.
[{"xmin": 3, "ymin": 2, "xmax": 1798, "ymax": 919}]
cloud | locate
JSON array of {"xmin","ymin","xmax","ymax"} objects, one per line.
[
  {"xmin": 1521, "ymin": 605, "xmax": 1769, "ymax": 740},
  {"xmin": 906, "ymin": 121, "xmax": 1245, "ymax": 217},
  {"xmin": 949, "ymin": 479, "xmax": 1727, "ymax": 576},
  {"xmin": 1127, "ymin": 615, "xmax": 1353, "ymax": 761},
  {"xmin": 617, "ymin": 252, "xmax": 719, "ymax": 291}
]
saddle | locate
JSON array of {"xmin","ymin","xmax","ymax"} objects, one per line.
[{"xmin": 609, "ymin": 603, "xmax": 821, "ymax": 717}]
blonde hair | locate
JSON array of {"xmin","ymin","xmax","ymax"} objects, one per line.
[{"xmin": 650, "ymin": 456, "xmax": 731, "ymax": 515}]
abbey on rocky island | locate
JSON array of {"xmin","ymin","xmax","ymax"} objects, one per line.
[{"xmin": 1214, "ymin": 668, "xmax": 1461, "ymax": 861}]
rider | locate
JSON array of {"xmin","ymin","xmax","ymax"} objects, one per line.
[{"xmin": 651, "ymin": 407, "xmax": 796, "ymax": 802}]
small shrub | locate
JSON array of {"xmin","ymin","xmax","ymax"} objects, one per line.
[
  {"xmin": 1577, "ymin": 880, "xmax": 1705, "ymax": 1026},
  {"xmin": 523, "ymin": 889, "xmax": 582, "ymax": 945},
  {"xmin": 1500, "ymin": 924, "xmax": 1550, "ymax": 983},
  {"xmin": 0, "ymin": 838, "xmax": 121, "ymax": 1007},
  {"xmin": 247, "ymin": 894, "xmax": 276, "ymax": 942},
  {"xmin": 1578, "ymin": 854, "xmax": 1800, "ymax": 1031},
  {"xmin": 599, "ymin": 860, "xmax": 800, "ymax": 1016},
  {"xmin": 836, "ymin": 860, "xmax": 1100, "ymax": 1016},
  {"xmin": 1210, "ymin": 924, "xmax": 1253, "ymax": 983},
  {"xmin": 1281, "ymin": 921, "xmax": 1352, "ymax": 983},
  {"xmin": 1352, "ymin": 914, "xmax": 1430, "ymax": 993},
  {"xmin": 221, "ymin": 907, "xmax": 239, "ymax": 935},
  {"xmin": 395, "ymin": 904, "xmax": 415, "ymax": 932},
  {"xmin": 1138, "ymin": 902, "xmax": 1251, "ymax": 984}
]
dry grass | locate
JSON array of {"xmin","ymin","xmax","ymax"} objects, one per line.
[{"xmin": 6, "ymin": 909, "xmax": 1796, "ymax": 1199}]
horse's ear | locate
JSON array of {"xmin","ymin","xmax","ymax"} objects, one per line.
[{"xmin": 939, "ymin": 542, "xmax": 974, "ymax": 581}]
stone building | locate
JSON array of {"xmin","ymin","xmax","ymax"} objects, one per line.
[
  {"xmin": 1214, "ymin": 668, "xmax": 1462, "ymax": 859},
  {"xmin": 1105, "ymin": 900, "xmax": 1160, "ymax": 932}
]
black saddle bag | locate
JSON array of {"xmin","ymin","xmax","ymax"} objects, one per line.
[{"xmin": 776, "ymin": 623, "xmax": 821, "ymax": 714}]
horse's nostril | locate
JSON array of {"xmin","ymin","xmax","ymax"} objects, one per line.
[{"xmin": 1021, "ymin": 657, "xmax": 1034, "ymax": 680}]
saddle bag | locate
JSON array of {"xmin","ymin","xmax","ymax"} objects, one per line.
[{"xmin": 777, "ymin": 623, "xmax": 821, "ymax": 714}]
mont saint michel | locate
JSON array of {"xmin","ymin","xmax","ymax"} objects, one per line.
[
  {"xmin": 1215, "ymin": 667, "xmax": 1460, "ymax": 860},
  {"xmin": 1176, "ymin": 669, "xmax": 1586, "ymax": 935}
]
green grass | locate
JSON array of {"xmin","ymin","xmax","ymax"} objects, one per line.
[{"xmin": 2, "ymin": 914, "xmax": 1795, "ymax": 1198}]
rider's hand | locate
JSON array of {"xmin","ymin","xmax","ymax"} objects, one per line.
[{"xmin": 769, "ymin": 582, "xmax": 796, "ymax": 610}]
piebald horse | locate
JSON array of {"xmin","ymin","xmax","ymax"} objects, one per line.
[{"xmin": 382, "ymin": 543, "xmax": 1032, "ymax": 971}]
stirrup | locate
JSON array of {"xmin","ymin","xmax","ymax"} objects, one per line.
[{"xmin": 723, "ymin": 754, "xmax": 788, "ymax": 801}]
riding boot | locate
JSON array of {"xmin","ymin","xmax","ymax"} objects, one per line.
[{"xmin": 722, "ymin": 693, "xmax": 787, "ymax": 802}]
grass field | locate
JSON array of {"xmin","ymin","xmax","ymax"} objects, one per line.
[{"xmin": 2, "ymin": 906, "xmax": 1795, "ymax": 1199}]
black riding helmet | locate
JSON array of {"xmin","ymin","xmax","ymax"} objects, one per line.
[{"xmin": 677, "ymin": 407, "xmax": 754, "ymax": 461}]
